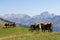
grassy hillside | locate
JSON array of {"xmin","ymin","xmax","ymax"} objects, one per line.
[
  {"xmin": 0, "ymin": 19, "xmax": 21, "ymax": 28},
  {"xmin": 0, "ymin": 20, "xmax": 6, "ymax": 28},
  {"xmin": 0, "ymin": 28, "xmax": 60, "ymax": 40}
]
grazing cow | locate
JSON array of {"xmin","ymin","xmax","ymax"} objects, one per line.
[
  {"xmin": 30, "ymin": 24, "xmax": 40, "ymax": 32},
  {"xmin": 5, "ymin": 23, "xmax": 9, "ymax": 28},
  {"xmin": 30, "ymin": 24, "xmax": 36, "ymax": 32},
  {"xmin": 36, "ymin": 24, "xmax": 40, "ymax": 31},
  {"xmin": 9, "ymin": 23, "xmax": 16, "ymax": 28},
  {"xmin": 40, "ymin": 23, "xmax": 53, "ymax": 32},
  {"xmin": 4, "ymin": 23, "xmax": 16, "ymax": 28}
]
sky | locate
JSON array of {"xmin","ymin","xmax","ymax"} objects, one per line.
[{"xmin": 0, "ymin": 0, "xmax": 60, "ymax": 16}]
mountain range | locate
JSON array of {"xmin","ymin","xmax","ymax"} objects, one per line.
[
  {"xmin": 0, "ymin": 11, "xmax": 60, "ymax": 32},
  {"xmin": 0, "ymin": 11, "xmax": 60, "ymax": 28}
]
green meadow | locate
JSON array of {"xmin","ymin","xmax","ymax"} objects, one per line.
[{"xmin": 0, "ymin": 28, "xmax": 60, "ymax": 40}]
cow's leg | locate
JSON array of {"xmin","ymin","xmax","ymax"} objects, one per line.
[
  {"xmin": 6, "ymin": 26, "xmax": 7, "ymax": 28},
  {"xmin": 43, "ymin": 29, "xmax": 45, "ymax": 32},
  {"xmin": 8, "ymin": 25, "xmax": 9, "ymax": 28},
  {"xmin": 38, "ymin": 28, "xmax": 40, "ymax": 31},
  {"xmin": 36, "ymin": 28, "xmax": 39, "ymax": 31},
  {"xmin": 50, "ymin": 29, "xmax": 53, "ymax": 32},
  {"xmin": 42, "ymin": 29, "xmax": 44, "ymax": 32},
  {"xmin": 44, "ymin": 30, "xmax": 45, "ymax": 32},
  {"xmin": 7, "ymin": 24, "xmax": 9, "ymax": 28},
  {"xmin": 7, "ymin": 25, "xmax": 8, "ymax": 28},
  {"xmin": 48, "ymin": 30, "xmax": 50, "ymax": 32}
]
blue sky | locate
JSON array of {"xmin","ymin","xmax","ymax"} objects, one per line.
[{"xmin": 0, "ymin": 0, "xmax": 60, "ymax": 16}]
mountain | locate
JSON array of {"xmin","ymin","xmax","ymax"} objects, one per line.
[
  {"xmin": 0, "ymin": 11, "xmax": 60, "ymax": 28},
  {"xmin": 29, "ymin": 11, "xmax": 55, "ymax": 24},
  {"xmin": 52, "ymin": 15, "xmax": 60, "ymax": 27},
  {"xmin": 1, "ymin": 14, "xmax": 31, "ymax": 25},
  {"xmin": 0, "ymin": 11, "xmax": 60, "ymax": 31},
  {"xmin": 0, "ymin": 12, "xmax": 56, "ymax": 26}
]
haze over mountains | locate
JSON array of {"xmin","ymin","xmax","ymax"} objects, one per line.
[
  {"xmin": 0, "ymin": 11, "xmax": 60, "ymax": 32},
  {"xmin": 0, "ymin": 11, "xmax": 60, "ymax": 28}
]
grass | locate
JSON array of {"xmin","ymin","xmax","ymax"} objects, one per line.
[
  {"xmin": 0, "ymin": 27, "xmax": 60, "ymax": 40},
  {"xmin": 0, "ymin": 28, "xmax": 28, "ymax": 37}
]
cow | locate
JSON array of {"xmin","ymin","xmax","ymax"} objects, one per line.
[
  {"xmin": 4, "ymin": 23, "xmax": 16, "ymax": 28},
  {"xmin": 29, "ymin": 24, "xmax": 36, "ymax": 32},
  {"xmin": 30, "ymin": 24, "xmax": 40, "ymax": 32},
  {"xmin": 40, "ymin": 23, "xmax": 53, "ymax": 32},
  {"xmin": 5, "ymin": 23, "xmax": 9, "ymax": 28},
  {"xmin": 9, "ymin": 23, "xmax": 16, "ymax": 28},
  {"xmin": 36, "ymin": 24, "xmax": 40, "ymax": 31}
]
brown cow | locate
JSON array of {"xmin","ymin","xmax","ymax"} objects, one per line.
[{"xmin": 41, "ymin": 23, "xmax": 53, "ymax": 32}]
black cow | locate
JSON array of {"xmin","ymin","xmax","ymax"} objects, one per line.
[
  {"xmin": 30, "ymin": 24, "xmax": 40, "ymax": 32},
  {"xmin": 9, "ymin": 23, "xmax": 16, "ymax": 28},
  {"xmin": 4, "ymin": 23, "xmax": 16, "ymax": 28},
  {"xmin": 41, "ymin": 23, "xmax": 53, "ymax": 32},
  {"xmin": 5, "ymin": 23, "xmax": 9, "ymax": 28}
]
